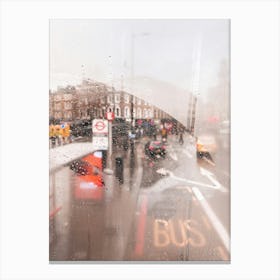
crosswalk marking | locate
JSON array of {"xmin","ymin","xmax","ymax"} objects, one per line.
[{"xmin": 183, "ymin": 149, "xmax": 193, "ymax": 158}]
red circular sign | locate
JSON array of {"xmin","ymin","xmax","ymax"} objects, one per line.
[{"xmin": 94, "ymin": 121, "xmax": 105, "ymax": 131}]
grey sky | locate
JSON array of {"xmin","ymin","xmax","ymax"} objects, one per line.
[{"xmin": 50, "ymin": 19, "xmax": 229, "ymax": 125}]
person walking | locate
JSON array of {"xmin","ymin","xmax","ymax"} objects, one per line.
[
  {"xmin": 178, "ymin": 127, "xmax": 184, "ymax": 145},
  {"xmin": 179, "ymin": 132, "xmax": 184, "ymax": 145}
]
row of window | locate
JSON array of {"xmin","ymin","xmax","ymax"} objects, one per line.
[
  {"xmin": 54, "ymin": 102, "xmax": 72, "ymax": 110},
  {"xmin": 53, "ymin": 107, "xmax": 157, "ymax": 120},
  {"xmin": 52, "ymin": 91, "xmax": 150, "ymax": 105},
  {"xmin": 107, "ymin": 106, "xmax": 153, "ymax": 118},
  {"xmin": 104, "ymin": 94, "xmax": 148, "ymax": 106},
  {"xmin": 53, "ymin": 95, "xmax": 150, "ymax": 111}
]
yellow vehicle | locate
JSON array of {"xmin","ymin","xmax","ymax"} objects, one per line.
[
  {"xmin": 49, "ymin": 125, "xmax": 55, "ymax": 138},
  {"xmin": 61, "ymin": 124, "xmax": 70, "ymax": 138},
  {"xmin": 196, "ymin": 134, "xmax": 217, "ymax": 159},
  {"xmin": 49, "ymin": 123, "xmax": 70, "ymax": 147},
  {"xmin": 54, "ymin": 125, "xmax": 62, "ymax": 137}
]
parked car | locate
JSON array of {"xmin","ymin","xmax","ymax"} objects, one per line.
[
  {"xmin": 196, "ymin": 134, "xmax": 217, "ymax": 160},
  {"xmin": 145, "ymin": 141, "xmax": 167, "ymax": 159},
  {"xmin": 70, "ymin": 120, "xmax": 92, "ymax": 138}
]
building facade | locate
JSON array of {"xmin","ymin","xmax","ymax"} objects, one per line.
[{"xmin": 49, "ymin": 79, "xmax": 171, "ymax": 124}]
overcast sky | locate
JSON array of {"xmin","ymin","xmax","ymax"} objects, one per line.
[{"xmin": 50, "ymin": 19, "xmax": 229, "ymax": 124}]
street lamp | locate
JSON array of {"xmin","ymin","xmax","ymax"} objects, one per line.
[
  {"xmin": 130, "ymin": 32, "xmax": 150, "ymax": 131},
  {"xmin": 187, "ymin": 33, "xmax": 202, "ymax": 136}
]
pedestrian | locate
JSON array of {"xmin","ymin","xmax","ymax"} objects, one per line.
[
  {"xmin": 140, "ymin": 127, "xmax": 144, "ymax": 137},
  {"xmin": 161, "ymin": 128, "xmax": 167, "ymax": 139},
  {"xmin": 179, "ymin": 132, "xmax": 184, "ymax": 145}
]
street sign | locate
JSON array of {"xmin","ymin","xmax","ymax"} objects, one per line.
[
  {"xmin": 92, "ymin": 119, "xmax": 108, "ymax": 134},
  {"xmin": 92, "ymin": 136, "xmax": 108, "ymax": 150},
  {"xmin": 106, "ymin": 112, "xmax": 115, "ymax": 121}
]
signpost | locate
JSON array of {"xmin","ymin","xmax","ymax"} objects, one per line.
[
  {"xmin": 92, "ymin": 119, "xmax": 109, "ymax": 151},
  {"xmin": 105, "ymin": 113, "xmax": 115, "ymax": 173},
  {"xmin": 106, "ymin": 112, "xmax": 115, "ymax": 121},
  {"xmin": 92, "ymin": 119, "xmax": 109, "ymax": 134},
  {"xmin": 93, "ymin": 114, "xmax": 114, "ymax": 175},
  {"xmin": 92, "ymin": 136, "xmax": 108, "ymax": 151}
]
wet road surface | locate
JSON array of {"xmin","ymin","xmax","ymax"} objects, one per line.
[{"xmin": 49, "ymin": 134, "xmax": 230, "ymax": 262}]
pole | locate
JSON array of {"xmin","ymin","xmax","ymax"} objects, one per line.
[
  {"xmin": 189, "ymin": 33, "xmax": 202, "ymax": 137},
  {"xmin": 131, "ymin": 34, "xmax": 134, "ymax": 132},
  {"xmin": 104, "ymin": 118, "xmax": 114, "ymax": 175},
  {"xmin": 108, "ymin": 120, "xmax": 112, "ymax": 162},
  {"xmin": 130, "ymin": 32, "xmax": 149, "ymax": 132}
]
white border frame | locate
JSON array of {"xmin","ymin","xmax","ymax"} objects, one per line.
[{"xmin": 1, "ymin": 1, "xmax": 279, "ymax": 280}]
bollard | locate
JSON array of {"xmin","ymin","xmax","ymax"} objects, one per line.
[
  {"xmin": 115, "ymin": 157, "xmax": 124, "ymax": 184},
  {"xmin": 102, "ymin": 151, "xmax": 107, "ymax": 170},
  {"xmin": 51, "ymin": 137, "xmax": 56, "ymax": 148}
]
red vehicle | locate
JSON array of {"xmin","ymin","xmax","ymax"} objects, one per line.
[
  {"xmin": 145, "ymin": 141, "xmax": 167, "ymax": 160},
  {"xmin": 70, "ymin": 151, "xmax": 104, "ymax": 201}
]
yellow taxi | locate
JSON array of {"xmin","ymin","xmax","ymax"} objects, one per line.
[{"xmin": 196, "ymin": 134, "xmax": 217, "ymax": 160}]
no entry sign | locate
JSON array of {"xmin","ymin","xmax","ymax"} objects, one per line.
[
  {"xmin": 106, "ymin": 112, "xmax": 115, "ymax": 121},
  {"xmin": 92, "ymin": 119, "xmax": 108, "ymax": 134}
]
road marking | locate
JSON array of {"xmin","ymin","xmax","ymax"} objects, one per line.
[
  {"xmin": 156, "ymin": 168, "xmax": 169, "ymax": 176},
  {"xmin": 49, "ymin": 206, "xmax": 62, "ymax": 219},
  {"xmin": 192, "ymin": 187, "xmax": 230, "ymax": 252},
  {"xmin": 156, "ymin": 168, "xmax": 225, "ymax": 191},
  {"xmin": 153, "ymin": 218, "xmax": 206, "ymax": 248},
  {"xmin": 183, "ymin": 149, "xmax": 193, "ymax": 158},
  {"xmin": 216, "ymin": 245, "xmax": 230, "ymax": 261},
  {"xmin": 169, "ymin": 153, "xmax": 178, "ymax": 161},
  {"xmin": 202, "ymin": 157, "xmax": 216, "ymax": 166},
  {"xmin": 134, "ymin": 195, "xmax": 148, "ymax": 256},
  {"xmin": 182, "ymin": 178, "xmax": 223, "ymax": 190},
  {"xmin": 154, "ymin": 219, "xmax": 170, "ymax": 247},
  {"xmin": 200, "ymin": 167, "xmax": 227, "ymax": 193},
  {"xmin": 202, "ymin": 215, "xmax": 212, "ymax": 230},
  {"xmin": 168, "ymin": 144, "xmax": 178, "ymax": 161}
]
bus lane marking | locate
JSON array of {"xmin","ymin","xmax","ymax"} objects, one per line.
[
  {"xmin": 202, "ymin": 215, "xmax": 212, "ymax": 230},
  {"xmin": 134, "ymin": 195, "xmax": 148, "ymax": 256},
  {"xmin": 216, "ymin": 245, "xmax": 230, "ymax": 261},
  {"xmin": 192, "ymin": 187, "xmax": 230, "ymax": 252},
  {"xmin": 153, "ymin": 218, "xmax": 206, "ymax": 249}
]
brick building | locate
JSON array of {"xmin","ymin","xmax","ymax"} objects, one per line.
[{"xmin": 49, "ymin": 79, "xmax": 170, "ymax": 124}]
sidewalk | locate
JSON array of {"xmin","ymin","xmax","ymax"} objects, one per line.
[
  {"xmin": 49, "ymin": 142, "xmax": 97, "ymax": 173},
  {"xmin": 101, "ymin": 142, "xmax": 144, "ymax": 260},
  {"xmin": 49, "ymin": 138, "xmax": 145, "ymax": 260}
]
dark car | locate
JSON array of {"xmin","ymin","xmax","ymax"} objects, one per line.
[
  {"xmin": 70, "ymin": 120, "xmax": 92, "ymax": 138},
  {"xmin": 145, "ymin": 141, "xmax": 167, "ymax": 159}
]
